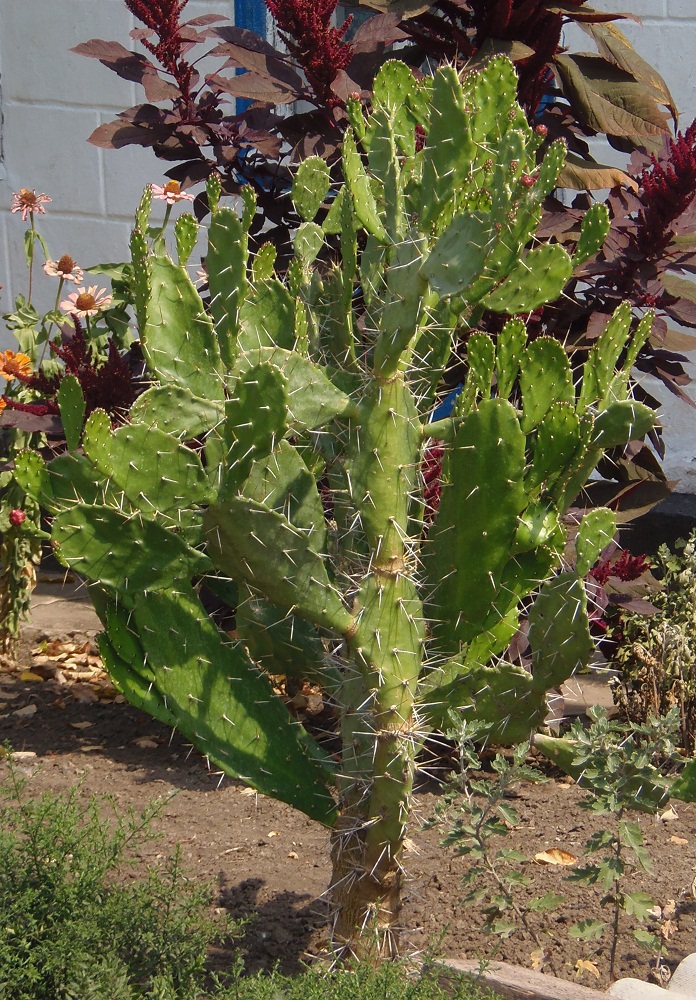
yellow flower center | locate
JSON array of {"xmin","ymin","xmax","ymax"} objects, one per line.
[
  {"xmin": 57, "ymin": 254, "xmax": 77, "ymax": 274},
  {"xmin": 75, "ymin": 293, "xmax": 96, "ymax": 311},
  {"xmin": 164, "ymin": 180, "xmax": 181, "ymax": 195}
]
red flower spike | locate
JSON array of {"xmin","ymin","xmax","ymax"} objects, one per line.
[{"xmin": 264, "ymin": 0, "xmax": 353, "ymax": 109}]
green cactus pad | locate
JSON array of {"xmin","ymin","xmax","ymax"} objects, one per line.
[
  {"xmin": 83, "ymin": 419, "xmax": 214, "ymax": 520},
  {"xmin": 207, "ymin": 207, "xmax": 248, "ymax": 369},
  {"xmin": 130, "ymin": 384, "xmax": 223, "ymax": 439},
  {"xmin": 420, "ymin": 65, "xmax": 474, "ymax": 228},
  {"xmin": 519, "ymin": 337, "xmax": 574, "ymax": 432},
  {"xmin": 204, "ymin": 497, "xmax": 353, "ymax": 635},
  {"xmin": 144, "ymin": 249, "xmax": 224, "ymax": 401},
  {"xmin": 578, "ymin": 301, "xmax": 633, "ymax": 410},
  {"xmin": 221, "ymin": 363, "xmax": 289, "ymax": 496},
  {"xmin": 57, "ymin": 375, "xmax": 86, "ymax": 451},
  {"xmin": 421, "ymin": 212, "xmax": 495, "ymax": 298},
  {"xmin": 496, "ymin": 318, "xmax": 527, "ymax": 400},
  {"xmin": 98, "ymin": 633, "xmax": 178, "ymax": 729},
  {"xmin": 466, "ymin": 332, "xmax": 496, "ymax": 400},
  {"xmin": 206, "ymin": 172, "xmax": 222, "ymax": 215},
  {"xmin": 575, "ymin": 508, "xmax": 616, "ymax": 577},
  {"xmin": 528, "ymin": 572, "xmax": 593, "ymax": 692},
  {"xmin": 343, "ymin": 127, "xmax": 388, "ymax": 242},
  {"xmin": 53, "ymin": 504, "xmax": 210, "ymax": 593},
  {"xmin": 483, "ymin": 243, "xmax": 573, "ymax": 314},
  {"xmin": 174, "ymin": 213, "xmax": 199, "ymax": 266},
  {"xmin": 573, "ymin": 202, "xmax": 610, "ymax": 267},
  {"xmin": 592, "ymin": 399, "xmax": 656, "ymax": 448},
  {"xmin": 294, "ymin": 222, "xmax": 324, "ymax": 268},
  {"xmin": 14, "ymin": 450, "xmax": 53, "ymax": 508},
  {"xmin": 426, "ymin": 399, "xmax": 527, "ymax": 653},
  {"xmin": 132, "ymin": 585, "xmax": 338, "ymax": 824},
  {"xmin": 526, "ymin": 403, "xmax": 583, "ymax": 493},
  {"xmin": 292, "ymin": 156, "xmax": 331, "ymax": 223},
  {"xmin": 238, "ymin": 279, "xmax": 297, "ymax": 353},
  {"xmin": 235, "ymin": 346, "xmax": 353, "ymax": 431},
  {"xmin": 235, "ymin": 587, "xmax": 335, "ymax": 688}
]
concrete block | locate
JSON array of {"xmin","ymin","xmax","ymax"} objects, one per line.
[
  {"xmin": 1, "ymin": 0, "xmax": 136, "ymax": 109},
  {"xmin": 2, "ymin": 103, "xmax": 104, "ymax": 216}
]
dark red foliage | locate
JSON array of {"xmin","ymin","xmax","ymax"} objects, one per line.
[
  {"xmin": 124, "ymin": 0, "xmax": 195, "ymax": 102},
  {"xmin": 422, "ymin": 441, "xmax": 445, "ymax": 522},
  {"xmin": 591, "ymin": 550, "xmax": 652, "ymax": 587},
  {"xmin": 635, "ymin": 122, "xmax": 696, "ymax": 259},
  {"xmin": 264, "ymin": 0, "xmax": 353, "ymax": 109},
  {"xmin": 7, "ymin": 321, "xmax": 138, "ymax": 425}
]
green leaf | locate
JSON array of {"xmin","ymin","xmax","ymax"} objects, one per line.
[
  {"xmin": 569, "ymin": 919, "xmax": 605, "ymax": 941},
  {"xmin": 622, "ymin": 891, "xmax": 654, "ymax": 920},
  {"xmin": 528, "ymin": 893, "xmax": 565, "ymax": 912},
  {"xmin": 670, "ymin": 758, "xmax": 696, "ymax": 802}
]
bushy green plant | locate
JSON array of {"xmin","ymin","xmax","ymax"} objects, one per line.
[
  {"xmin": 424, "ymin": 731, "xmax": 560, "ymax": 971},
  {"xmin": 18, "ymin": 57, "xmax": 660, "ymax": 957},
  {"xmin": 210, "ymin": 957, "xmax": 492, "ymax": 1000},
  {"xmin": 609, "ymin": 532, "xmax": 696, "ymax": 754},
  {"xmin": 0, "ymin": 760, "xmax": 239, "ymax": 1000},
  {"xmin": 563, "ymin": 708, "xmax": 682, "ymax": 979}
]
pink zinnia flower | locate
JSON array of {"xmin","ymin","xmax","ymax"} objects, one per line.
[
  {"xmin": 11, "ymin": 188, "xmax": 52, "ymax": 221},
  {"xmin": 60, "ymin": 286, "xmax": 112, "ymax": 318},
  {"xmin": 150, "ymin": 180, "xmax": 194, "ymax": 204},
  {"xmin": 44, "ymin": 254, "xmax": 84, "ymax": 284}
]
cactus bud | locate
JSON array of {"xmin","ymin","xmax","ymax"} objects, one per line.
[
  {"xmin": 535, "ymin": 124, "xmax": 548, "ymax": 137},
  {"xmin": 9, "ymin": 509, "xmax": 26, "ymax": 526},
  {"xmin": 521, "ymin": 173, "xmax": 537, "ymax": 188}
]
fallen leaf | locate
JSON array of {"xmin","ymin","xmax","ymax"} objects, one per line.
[
  {"xmin": 661, "ymin": 919, "xmax": 677, "ymax": 941},
  {"xmin": 662, "ymin": 900, "xmax": 677, "ymax": 921},
  {"xmin": 287, "ymin": 851, "xmax": 299, "ymax": 859},
  {"xmin": 659, "ymin": 805, "xmax": 679, "ymax": 822},
  {"xmin": 530, "ymin": 949, "xmax": 547, "ymax": 971},
  {"xmin": 268, "ymin": 830, "xmax": 280, "ymax": 838},
  {"xmin": 670, "ymin": 835, "xmax": 688, "ymax": 845},
  {"xmin": 240, "ymin": 787, "xmax": 257, "ymax": 797},
  {"xmin": 132, "ymin": 736, "xmax": 159, "ymax": 749},
  {"xmin": 79, "ymin": 745, "xmax": 104, "ymax": 752},
  {"xmin": 19, "ymin": 670, "xmax": 44, "ymax": 682},
  {"xmin": 70, "ymin": 721, "xmax": 94, "ymax": 730},
  {"xmin": 70, "ymin": 684, "xmax": 99, "ymax": 704},
  {"xmin": 13, "ymin": 703, "xmax": 37, "ymax": 717},
  {"xmin": 575, "ymin": 959, "xmax": 600, "ymax": 979},
  {"xmin": 534, "ymin": 848, "xmax": 577, "ymax": 866},
  {"xmin": 11, "ymin": 751, "xmax": 37, "ymax": 762}
]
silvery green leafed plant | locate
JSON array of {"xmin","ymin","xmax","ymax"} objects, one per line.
[{"xmin": 16, "ymin": 58, "xmax": 658, "ymax": 957}]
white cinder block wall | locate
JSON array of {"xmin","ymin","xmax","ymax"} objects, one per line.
[{"xmin": 0, "ymin": 1, "xmax": 695, "ymax": 485}]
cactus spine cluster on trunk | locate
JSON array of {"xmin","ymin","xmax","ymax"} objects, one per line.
[{"xmin": 17, "ymin": 57, "xmax": 656, "ymax": 958}]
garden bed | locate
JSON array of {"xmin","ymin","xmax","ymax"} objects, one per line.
[{"xmin": 1, "ymin": 581, "xmax": 695, "ymax": 991}]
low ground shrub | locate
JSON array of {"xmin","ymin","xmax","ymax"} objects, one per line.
[{"xmin": 0, "ymin": 759, "xmax": 240, "ymax": 1000}]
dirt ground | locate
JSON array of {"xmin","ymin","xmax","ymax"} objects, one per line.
[{"xmin": 1, "ymin": 580, "xmax": 695, "ymax": 991}]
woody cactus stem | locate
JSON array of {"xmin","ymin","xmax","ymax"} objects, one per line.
[{"xmin": 20, "ymin": 58, "xmax": 658, "ymax": 959}]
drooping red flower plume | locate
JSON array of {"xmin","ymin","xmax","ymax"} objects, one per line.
[
  {"xmin": 635, "ymin": 121, "xmax": 696, "ymax": 259},
  {"xmin": 264, "ymin": 0, "xmax": 353, "ymax": 109}
]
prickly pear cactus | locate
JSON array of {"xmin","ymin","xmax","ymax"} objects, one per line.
[{"xmin": 19, "ymin": 57, "xmax": 657, "ymax": 959}]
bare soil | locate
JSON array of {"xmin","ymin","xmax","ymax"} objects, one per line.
[{"xmin": 1, "ymin": 581, "xmax": 695, "ymax": 991}]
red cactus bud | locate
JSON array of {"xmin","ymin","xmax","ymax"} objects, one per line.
[
  {"xmin": 521, "ymin": 173, "xmax": 537, "ymax": 188},
  {"xmin": 348, "ymin": 91, "xmax": 361, "ymax": 101},
  {"xmin": 9, "ymin": 509, "xmax": 26, "ymax": 526},
  {"xmin": 535, "ymin": 124, "xmax": 548, "ymax": 137}
]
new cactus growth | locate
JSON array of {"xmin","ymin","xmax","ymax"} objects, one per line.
[{"xmin": 19, "ymin": 58, "xmax": 657, "ymax": 959}]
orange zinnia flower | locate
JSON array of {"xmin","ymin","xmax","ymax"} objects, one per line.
[{"xmin": 0, "ymin": 350, "xmax": 32, "ymax": 381}]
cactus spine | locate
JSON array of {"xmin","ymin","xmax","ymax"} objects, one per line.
[{"xmin": 20, "ymin": 57, "xmax": 657, "ymax": 959}]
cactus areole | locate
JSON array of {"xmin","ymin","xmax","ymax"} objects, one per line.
[{"xmin": 19, "ymin": 59, "xmax": 656, "ymax": 959}]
